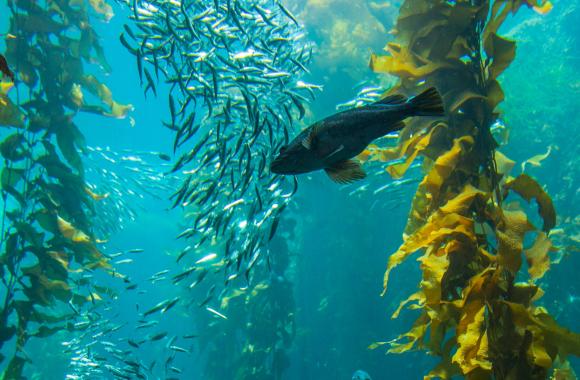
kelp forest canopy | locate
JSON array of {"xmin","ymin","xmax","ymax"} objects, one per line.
[{"xmin": 364, "ymin": 0, "xmax": 580, "ymax": 379}]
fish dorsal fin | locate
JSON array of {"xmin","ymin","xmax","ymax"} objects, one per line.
[
  {"xmin": 301, "ymin": 122, "xmax": 322, "ymax": 150},
  {"xmin": 372, "ymin": 94, "xmax": 407, "ymax": 106},
  {"xmin": 324, "ymin": 160, "xmax": 366, "ymax": 184}
]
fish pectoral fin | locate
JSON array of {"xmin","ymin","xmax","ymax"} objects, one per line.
[{"xmin": 324, "ymin": 160, "xmax": 366, "ymax": 184}]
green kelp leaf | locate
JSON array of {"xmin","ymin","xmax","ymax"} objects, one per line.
[
  {"xmin": 27, "ymin": 114, "xmax": 50, "ymax": 133},
  {"xmin": 20, "ymin": 13, "xmax": 66, "ymax": 34},
  {"xmin": 1, "ymin": 167, "xmax": 24, "ymax": 189},
  {"xmin": 486, "ymin": 79, "xmax": 505, "ymax": 111},
  {"xmin": 447, "ymin": 91, "xmax": 486, "ymax": 114},
  {"xmin": 22, "ymin": 264, "xmax": 72, "ymax": 305},
  {"xmin": 14, "ymin": 221, "xmax": 44, "ymax": 248},
  {"xmin": 28, "ymin": 247, "xmax": 70, "ymax": 282},
  {"xmin": 2, "ymin": 355, "xmax": 27, "ymax": 380},
  {"xmin": 0, "ymin": 54, "xmax": 14, "ymax": 81},
  {"xmin": 70, "ymin": 293, "xmax": 90, "ymax": 307},
  {"xmin": 1, "ymin": 167, "xmax": 26, "ymax": 206},
  {"xmin": 36, "ymin": 153, "xmax": 83, "ymax": 189},
  {"xmin": 484, "ymin": 33, "xmax": 516, "ymax": 79},
  {"xmin": 56, "ymin": 122, "xmax": 84, "ymax": 172},
  {"xmin": 34, "ymin": 209, "xmax": 58, "ymax": 234},
  {"xmin": 0, "ymin": 325, "xmax": 16, "ymax": 343},
  {"xmin": 504, "ymin": 174, "xmax": 556, "ymax": 232},
  {"xmin": 0, "ymin": 133, "xmax": 27, "ymax": 161},
  {"xmin": 32, "ymin": 325, "xmax": 63, "ymax": 338},
  {"xmin": 0, "ymin": 92, "xmax": 25, "ymax": 128},
  {"xmin": 81, "ymin": 75, "xmax": 133, "ymax": 119},
  {"xmin": 3, "ymin": 233, "xmax": 19, "ymax": 267}
]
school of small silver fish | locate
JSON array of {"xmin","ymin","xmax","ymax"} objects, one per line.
[
  {"xmin": 115, "ymin": 0, "xmax": 318, "ymax": 284},
  {"xmin": 85, "ymin": 146, "xmax": 180, "ymax": 237},
  {"xmin": 63, "ymin": 0, "xmax": 317, "ymax": 377}
]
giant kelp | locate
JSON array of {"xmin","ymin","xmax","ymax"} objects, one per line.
[
  {"xmin": 365, "ymin": 1, "xmax": 580, "ymax": 379},
  {"xmin": 0, "ymin": 0, "xmax": 129, "ymax": 376}
]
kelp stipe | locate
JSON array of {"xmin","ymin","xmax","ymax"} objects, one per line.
[
  {"xmin": 0, "ymin": 0, "xmax": 128, "ymax": 377},
  {"xmin": 364, "ymin": 1, "xmax": 580, "ymax": 379}
]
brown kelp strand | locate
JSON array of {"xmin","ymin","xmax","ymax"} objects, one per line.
[
  {"xmin": 116, "ymin": 0, "xmax": 316, "ymax": 296},
  {"xmin": 0, "ymin": 0, "xmax": 132, "ymax": 377},
  {"xmin": 364, "ymin": 1, "xmax": 580, "ymax": 379}
]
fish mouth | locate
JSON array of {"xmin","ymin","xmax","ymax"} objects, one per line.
[
  {"xmin": 270, "ymin": 157, "xmax": 287, "ymax": 174},
  {"xmin": 270, "ymin": 155, "xmax": 298, "ymax": 175}
]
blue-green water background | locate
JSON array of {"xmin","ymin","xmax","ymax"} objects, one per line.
[{"xmin": 1, "ymin": 0, "xmax": 579, "ymax": 378}]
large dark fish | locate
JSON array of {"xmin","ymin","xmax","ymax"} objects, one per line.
[{"xmin": 270, "ymin": 87, "xmax": 444, "ymax": 184}]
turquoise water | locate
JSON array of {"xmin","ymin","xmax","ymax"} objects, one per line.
[{"xmin": 0, "ymin": 0, "xmax": 578, "ymax": 379}]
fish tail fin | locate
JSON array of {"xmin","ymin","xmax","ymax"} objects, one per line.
[{"xmin": 408, "ymin": 87, "xmax": 445, "ymax": 117}]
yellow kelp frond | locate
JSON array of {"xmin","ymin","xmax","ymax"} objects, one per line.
[
  {"xmin": 418, "ymin": 248, "xmax": 448, "ymax": 307},
  {"xmin": 525, "ymin": 0, "xmax": 554, "ymax": 15},
  {"xmin": 369, "ymin": 43, "xmax": 452, "ymax": 78},
  {"xmin": 484, "ymin": 32, "xmax": 516, "ymax": 79},
  {"xmin": 405, "ymin": 135, "xmax": 474, "ymax": 235},
  {"xmin": 495, "ymin": 208, "xmax": 535, "ymax": 273},
  {"xmin": 57, "ymin": 215, "xmax": 91, "ymax": 243},
  {"xmin": 46, "ymin": 250, "xmax": 70, "ymax": 272},
  {"xmin": 383, "ymin": 185, "xmax": 486, "ymax": 294},
  {"xmin": 364, "ymin": 122, "xmax": 445, "ymax": 169},
  {"xmin": 525, "ymin": 232, "xmax": 555, "ymax": 281},
  {"xmin": 388, "ymin": 312, "xmax": 430, "ymax": 353},
  {"xmin": 81, "ymin": 75, "xmax": 134, "ymax": 119},
  {"xmin": 84, "ymin": 186, "xmax": 110, "ymax": 201},
  {"xmin": 494, "ymin": 150, "xmax": 516, "ymax": 178},
  {"xmin": 485, "ymin": 0, "xmax": 539, "ymax": 37},
  {"xmin": 510, "ymin": 283, "xmax": 544, "ymax": 307},
  {"xmin": 550, "ymin": 358, "xmax": 578, "ymax": 380},
  {"xmin": 70, "ymin": 83, "xmax": 84, "ymax": 108},
  {"xmin": 504, "ymin": 174, "xmax": 556, "ymax": 232},
  {"xmin": 452, "ymin": 301, "xmax": 492, "ymax": 375},
  {"xmin": 371, "ymin": 1, "xmax": 575, "ymax": 378},
  {"xmin": 88, "ymin": 0, "xmax": 114, "ymax": 22},
  {"xmin": 0, "ymin": 84, "xmax": 25, "ymax": 128},
  {"xmin": 392, "ymin": 291, "xmax": 424, "ymax": 319},
  {"xmin": 505, "ymin": 302, "xmax": 580, "ymax": 366},
  {"xmin": 386, "ymin": 125, "xmax": 441, "ymax": 179},
  {"xmin": 383, "ymin": 213, "xmax": 472, "ymax": 294},
  {"xmin": 22, "ymin": 264, "xmax": 72, "ymax": 305}
]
